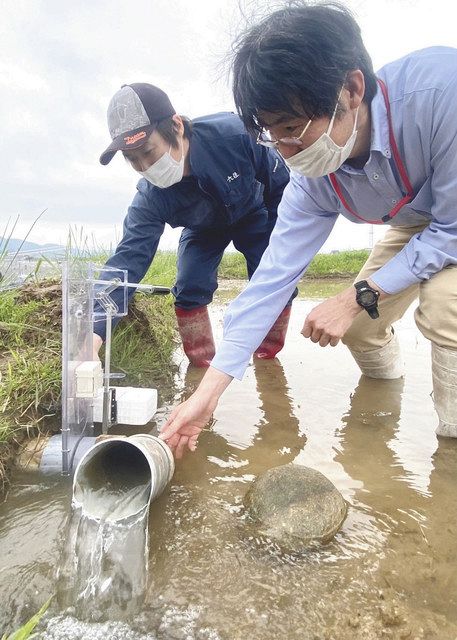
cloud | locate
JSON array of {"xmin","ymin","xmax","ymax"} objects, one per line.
[
  {"xmin": 2, "ymin": 0, "xmax": 456, "ymax": 250},
  {"xmin": 1, "ymin": 0, "xmax": 238, "ymax": 245}
]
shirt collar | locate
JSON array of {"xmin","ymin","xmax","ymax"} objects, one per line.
[{"xmin": 368, "ymin": 79, "xmax": 392, "ymax": 159}]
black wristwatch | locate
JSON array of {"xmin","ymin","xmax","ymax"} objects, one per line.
[{"xmin": 354, "ymin": 280, "xmax": 380, "ymax": 319}]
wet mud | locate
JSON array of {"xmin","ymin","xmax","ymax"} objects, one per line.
[{"xmin": 1, "ymin": 300, "xmax": 457, "ymax": 639}]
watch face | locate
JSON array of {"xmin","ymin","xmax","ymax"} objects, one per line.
[{"xmin": 358, "ymin": 289, "xmax": 377, "ymax": 306}]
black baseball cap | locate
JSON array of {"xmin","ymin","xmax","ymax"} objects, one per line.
[{"xmin": 99, "ymin": 83, "xmax": 176, "ymax": 165}]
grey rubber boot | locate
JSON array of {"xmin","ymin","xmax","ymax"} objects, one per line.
[
  {"xmin": 432, "ymin": 343, "xmax": 457, "ymax": 438},
  {"xmin": 349, "ymin": 333, "xmax": 404, "ymax": 379}
]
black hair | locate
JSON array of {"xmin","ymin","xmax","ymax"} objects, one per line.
[
  {"xmin": 231, "ymin": 1, "xmax": 377, "ymax": 132},
  {"xmin": 155, "ymin": 116, "xmax": 192, "ymax": 148}
]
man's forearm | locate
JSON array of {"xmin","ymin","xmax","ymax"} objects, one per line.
[{"xmin": 195, "ymin": 366, "xmax": 233, "ymax": 401}]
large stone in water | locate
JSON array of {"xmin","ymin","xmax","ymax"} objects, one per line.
[{"xmin": 243, "ymin": 464, "xmax": 347, "ymax": 549}]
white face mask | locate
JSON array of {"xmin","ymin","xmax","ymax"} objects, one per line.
[
  {"xmin": 139, "ymin": 144, "xmax": 184, "ymax": 188},
  {"xmin": 285, "ymin": 104, "xmax": 359, "ymax": 178}
]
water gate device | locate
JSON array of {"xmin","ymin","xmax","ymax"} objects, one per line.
[{"xmin": 40, "ymin": 260, "xmax": 171, "ymax": 476}]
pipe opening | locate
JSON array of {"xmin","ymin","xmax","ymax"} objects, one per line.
[{"xmin": 73, "ymin": 441, "xmax": 152, "ymax": 521}]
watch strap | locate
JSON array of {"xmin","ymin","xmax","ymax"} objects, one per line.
[{"xmin": 354, "ymin": 280, "xmax": 380, "ymax": 319}]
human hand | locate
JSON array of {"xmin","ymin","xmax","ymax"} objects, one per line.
[
  {"xmin": 159, "ymin": 393, "xmax": 217, "ymax": 458},
  {"xmin": 159, "ymin": 367, "xmax": 233, "ymax": 459},
  {"xmin": 301, "ymin": 286, "xmax": 362, "ymax": 347}
]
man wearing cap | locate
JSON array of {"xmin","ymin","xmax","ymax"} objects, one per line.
[{"xmin": 95, "ymin": 83, "xmax": 291, "ymax": 367}]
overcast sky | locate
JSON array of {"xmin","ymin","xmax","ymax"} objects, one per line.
[{"xmin": 2, "ymin": 0, "xmax": 456, "ymax": 253}]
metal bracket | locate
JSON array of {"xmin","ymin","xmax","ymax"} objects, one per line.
[{"xmin": 110, "ymin": 387, "xmax": 117, "ymax": 425}]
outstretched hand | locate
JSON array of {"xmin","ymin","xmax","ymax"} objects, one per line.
[
  {"xmin": 159, "ymin": 393, "xmax": 217, "ymax": 458},
  {"xmin": 159, "ymin": 392, "xmax": 215, "ymax": 458},
  {"xmin": 159, "ymin": 367, "xmax": 233, "ymax": 459}
]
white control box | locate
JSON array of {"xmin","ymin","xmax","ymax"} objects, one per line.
[
  {"xmin": 93, "ymin": 386, "xmax": 158, "ymax": 426},
  {"xmin": 75, "ymin": 361, "xmax": 104, "ymax": 398}
]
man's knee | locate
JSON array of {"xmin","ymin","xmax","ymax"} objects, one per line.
[
  {"xmin": 172, "ymin": 278, "xmax": 216, "ymax": 309},
  {"xmin": 342, "ymin": 313, "xmax": 393, "ymax": 351},
  {"xmin": 415, "ymin": 266, "xmax": 457, "ymax": 349},
  {"xmin": 344, "ymin": 280, "xmax": 419, "ymax": 352}
]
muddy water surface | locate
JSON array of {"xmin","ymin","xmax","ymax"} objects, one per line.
[{"xmin": 1, "ymin": 299, "xmax": 457, "ymax": 639}]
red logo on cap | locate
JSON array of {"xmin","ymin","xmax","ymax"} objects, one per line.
[{"xmin": 124, "ymin": 131, "xmax": 147, "ymax": 145}]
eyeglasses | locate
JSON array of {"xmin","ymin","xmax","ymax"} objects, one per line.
[{"xmin": 256, "ymin": 118, "xmax": 312, "ymax": 149}]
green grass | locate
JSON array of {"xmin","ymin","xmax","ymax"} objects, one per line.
[
  {"xmin": 118, "ymin": 248, "xmax": 369, "ymax": 283},
  {"xmin": 94, "ymin": 250, "xmax": 178, "ymax": 289},
  {"xmin": 0, "ymin": 284, "xmax": 62, "ymax": 425},
  {"xmin": 0, "ymin": 295, "xmax": 43, "ymax": 346},
  {"xmin": 106, "ymin": 293, "xmax": 177, "ymax": 389},
  {"xmin": 305, "ymin": 249, "xmax": 369, "ymax": 277},
  {"xmin": 1, "ymin": 597, "xmax": 51, "ymax": 639},
  {"xmin": 142, "ymin": 251, "xmax": 177, "ymax": 288},
  {"xmin": 217, "ymin": 252, "xmax": 249, "ymax": 279},
  {"xmin": 0, "ymin": 351, "xmax": 61, "ymax": 417},
  {"xmin": 217, "ymin": 248, "xmax": 369, "ymax": 280}
]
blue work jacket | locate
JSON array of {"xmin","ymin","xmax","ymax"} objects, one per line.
[{"xmin": 94, "ymin": 112, "xmax": 289, "ymax": 340}]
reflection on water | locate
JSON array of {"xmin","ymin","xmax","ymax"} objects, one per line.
[{"xmin": 1, "ymin": 301, "xmax": 457, "ymax": 638}]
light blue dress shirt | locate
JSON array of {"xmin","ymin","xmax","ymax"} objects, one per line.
[{"xmin": 212, "ymin": 46, "xmax": 457, "ymax": 380}]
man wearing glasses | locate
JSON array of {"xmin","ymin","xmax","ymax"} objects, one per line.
[
  {"xmin": 95, "ymin": 83, "xmax": 291, "ymax": 367},
  {"xmin": 160, "ymin": 3, "xmax": 457, "ymax": 457}
]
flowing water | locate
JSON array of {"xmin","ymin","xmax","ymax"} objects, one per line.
[
  {"xmin": 56, "ymin": 444, "xmax": 152, "ymax": 622},
  {"xmin": 1, "ymin": 299, "xmax": 457, "ymax": 639}
]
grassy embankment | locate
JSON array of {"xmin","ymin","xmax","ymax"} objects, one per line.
[
  {"xmin": 0, "ymin": 255, "xmax": 177, "ymax": 488},
  {"xmin": 0, "ymin": 248, "xmax": 368, "ymax": 488}
]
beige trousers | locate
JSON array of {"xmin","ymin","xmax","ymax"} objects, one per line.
[{"xmin": 342, "ymin": 223, "xmax": 457, "ymax": 351}]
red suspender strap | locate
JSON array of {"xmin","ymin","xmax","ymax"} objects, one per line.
[
  {"xmin": 377, "ymin": 78, "xmax": 413, "ymax": 196},
  {"xmin": 329, "ymin": 78, "xmax": 413, "ymax": 225}
]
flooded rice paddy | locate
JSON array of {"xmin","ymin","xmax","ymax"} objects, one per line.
[{"xmin": 1, "ymin": 299, "xmax": 457, "ymax": 639}]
